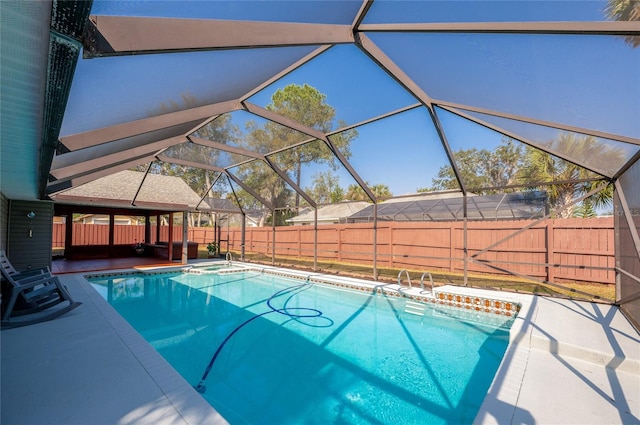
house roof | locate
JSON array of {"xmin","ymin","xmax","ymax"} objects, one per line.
[
  {"xmin": 50, "ymin": 170, "xmax": 208, "ymax": 211},
  {"xmin": 202, "ymin": 198, "xmax": 242, "ymax": 214},
  {"xmin": 287, "ymin": 201, "xmax": 370, "ymax": 224}
]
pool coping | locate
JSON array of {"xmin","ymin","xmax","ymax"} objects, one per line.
[{"xmin": 77, "ymin": 272, "xmax": 230, "ymax": 425}]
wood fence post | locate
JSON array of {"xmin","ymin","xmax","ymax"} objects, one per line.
[
  {"xmin": 65, "ymin": 219, "xmax": 73, "ymax": 259},
  {"xmin": 546, "ymin": 220, "xmax": 555, "ymax": 283},
  {"xmin": 450, "ymin": 224, "xmax": 456, "ymax": 273},
  {"xmin": 389, "ymin": 224, "xmax": 394, "ymax": 268}
]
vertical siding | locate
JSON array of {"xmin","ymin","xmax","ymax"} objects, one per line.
[
  {"xmin": 0, "ymin": 192, "xmax": 8, "ymax": 252},
  {"xmin": 7, "ymin": 200, "xmax": 53, "ymax": 270}
]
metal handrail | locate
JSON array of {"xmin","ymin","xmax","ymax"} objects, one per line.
[
  {"xmin": 397, "ymin": 269, "xmax": 412, "ymax": 288},
  {"xmin": 225, "ymin": 252, "xmax": 233, "ymax": 266},
  {"xmin": 420, "ymin": 271, "xmax": 434, "ymax": 294}
]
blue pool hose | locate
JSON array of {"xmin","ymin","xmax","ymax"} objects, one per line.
[{"xmin": 194, "ymin": 282, "xmax": 332, "ymax": 394}]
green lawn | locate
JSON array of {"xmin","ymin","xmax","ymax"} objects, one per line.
[{"xmin": 219, "ymin": 250, "xmax": 615, "ymax": 303}]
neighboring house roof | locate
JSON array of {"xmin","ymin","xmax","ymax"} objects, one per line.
[
  {"xmin": 202, "ymin": 198, "xmax": 242, "ymax": 213},
  {"xmin": 51, "ymin": 170, "xmax": 209, "ymax": 211},
  {"xmin": 379, "ymin": 190, "xmax": 465, "ymax": 204},
  {"xmin": 349, "ymin": 191, "xmax": 548, "ymax": 222},
  {"xmin": 287, "ymin": 201, "xmax": 370, "ymax": 225}
]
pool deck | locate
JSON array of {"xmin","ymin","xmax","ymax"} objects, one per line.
[{"xmin": 2, "ymin": 261, "xmax": 639, "ymax": 424}]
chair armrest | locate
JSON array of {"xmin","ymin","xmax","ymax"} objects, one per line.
[
  {"xmin": 14, "ymin": 267, "xmax": 51, "ymax": 279},
  {"xmin": 12, "ymin": 271, "xmax": 53, "ymax": 284},
  {"xmin": 13, "ymin": 276, "xmax": 58, "ymax": 291}
]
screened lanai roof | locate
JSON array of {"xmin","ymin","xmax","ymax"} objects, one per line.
[
  {"xmin": 4, "ymin": 0, "xmax": 638, "ymax": 212},
  {"xmin": 349, "ymin": 191, "xmax": 549, "ymax": 222}
]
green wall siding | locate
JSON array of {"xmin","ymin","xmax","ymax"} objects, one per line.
[
  {"xmin": 0, "ymin": 193, "xmax": 8, "ymax": 252},
  {"xmin": 7, "ymin": 200, "xmax": 53, "ymax": 271}
]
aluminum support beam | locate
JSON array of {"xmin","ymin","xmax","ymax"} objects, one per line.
[
  {"xmin": 615, "ymin": 181, "xmax": 640, "ymax": 260},
  {"xmin": 358, "ymin": 21, "xmax": 640, "ymax": 35},
  {"xmin": 226, "ymin": 170, "xmax": 274, "ymax": 212},
  {"xmin": 189, "ymin": 136, "xmax": 265, "ymax": 160},
  {"xmin": 439, "ymin": 105, "xmax": 614, "ymax": 178},
  {"xmin": 51, "ymin": 135, "xmax": 186, "ymax": 180},
  {"xmin": 85, "ymin": 16, "xmax": 353, "ymax": 57},
  {"xmin": 46, "ymin": 154, "xmax": 157, "ymax": 195},
  {"xmin": 240, "ymin": 45, "xmax": 333, "ymax": 102},
  {"xmin": 156, "ymin": 154, "xmax": 226, "ymax": 173},
  {"xmin": 436, "ymin": 100, "xmax": 640, "ymax": 147},
  {"xmin": 60, "ymin": 100, "xmax": 241, "ymax": 150},
  {"xmin": 263, "ymin": 157, "xmax": 317, "ymax": 209},
  {"xmin": 131, "ymin": 162, "xmax": 154, "ymax": 206},
  {"xmin": 244, "ymin": 101, "xmax": 377, "ymax": 202},
  {"xmin": 356, "ymin": 33, "xmax": 467, "ymax": 194}
]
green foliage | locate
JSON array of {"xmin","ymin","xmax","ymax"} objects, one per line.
[
  {"xmin": 430, "ymin": 138, "xmax": 523, "ymax": 192},
  {"xmin": 242, "ymin": 83, "xmax": 356, "ymax": 210},
  {"xmin": 305, "ymin": 171, "xmax": 344, "ymax": 204},
  {"xmin": 606, "ymin": 0, "xmax": 640, "ymax": 47},
  {"xmin": 428, "ymin": 135, "xmax": 618, "ymax": 217},
  {"xmin": 573, "ymin": 200, "xmax": 597, "ymax": 218},
  {"xmin": 344, "ymin": 182, "xmax": 392, "ymax": 201},
  {"xmin": 133, "ymin": 107, "xmax": 241, "ymax": 199},
  {"xmin": 518, "ymin": 134, "xmax": 619, "ymax": 217}
]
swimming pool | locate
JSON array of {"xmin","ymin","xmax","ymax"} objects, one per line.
[{"xmin": 88, "ymin": 267, "xmax": 513, "ymax": 424}]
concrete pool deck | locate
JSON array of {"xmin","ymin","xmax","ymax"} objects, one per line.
[{"xmin": 1, "ymin": 263, "xmax": 639, "ymax": 424}]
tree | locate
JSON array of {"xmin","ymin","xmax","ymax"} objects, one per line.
[
  {"xmin": 231, "ymin": 158, "xmax": 293, "ymax": 227},
  {"xmin": 606, "ymin": 0, "xmax": 640, "ymax": 47},
  {"xmin": 245, "ymin": 84, "xmax": 357, "ymax": 211},
  {"xmin": 518, "ymin": 134, "xmax": 620, "ymax": 218},
  {"xmin": 344, "ymin": 182, "xmax": 392, "ymax": 201},
  {"xmin": 428, "ymin": 138, "xmax": 524, "ymax": 193},
  {"xmin": 427, "ymin": 134, "xmax": 620, "ymax": 218},
  {"xmin": 305, "ymin": 171, "xmax": 344, "ymax": 204},
  {"xmin": 135, "ymin": 94, "xmax": 242, "ymax": 226}
]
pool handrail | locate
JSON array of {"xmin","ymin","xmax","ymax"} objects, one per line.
[
  {"xmin": 420, "ymin": 271, "xmax": 434, "ymax": 295},
  {"xmin": 397, "ymin": 269, "xmax": 412, "ymax": 289}
]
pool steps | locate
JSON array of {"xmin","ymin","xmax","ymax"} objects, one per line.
[{"xmin": 405, "ymin": 300, "xmax": 426, "ymax": 316}]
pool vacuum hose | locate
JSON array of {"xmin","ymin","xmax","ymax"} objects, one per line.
[{"xmin": 194, "ymin": 282, "xmax": 332, "ymax": 394}]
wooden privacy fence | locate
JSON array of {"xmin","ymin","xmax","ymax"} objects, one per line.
[
  {"xmin": 222, "ymin": 217, "xmax": 615, "ymax": 285},
  {"xmin": 53, "ymin": 217, "xmax": 615, "ymax": 284}
]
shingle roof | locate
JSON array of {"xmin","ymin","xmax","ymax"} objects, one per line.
[
  {"xmin": 287, "ymin": 201, "xmax": 370, "ymax": 224},
  {"xmin": 51, "ymin": 170, "xmax": 206, "ymax": 210}
]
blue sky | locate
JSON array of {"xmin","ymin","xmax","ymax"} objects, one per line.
[{"xmin": 62, "ymin": 0, "xmax": 640, "ymax": 196}]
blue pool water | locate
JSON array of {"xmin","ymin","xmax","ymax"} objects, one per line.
[{"xmin": 89, "ymin": 270, "xmax": 511, "ymax": 425}]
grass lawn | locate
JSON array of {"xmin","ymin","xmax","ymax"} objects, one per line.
[{"xmin": 200, "ymin": 249, "xmax": 615, "ymax": 303}]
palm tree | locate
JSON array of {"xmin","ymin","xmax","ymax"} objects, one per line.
[
  {"xmin": 517, "ymin": 134, "xmax": 620, "ymax": 218},
  {"xmin": 606, "ymin": 0, "xmax": 640, "ymax": 47}
]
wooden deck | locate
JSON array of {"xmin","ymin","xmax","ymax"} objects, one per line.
[{"xmin": 51, "ymin": 257, "xmax": 180, "ymax": 274}]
